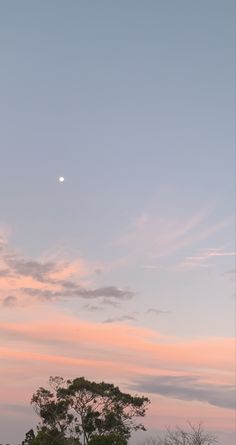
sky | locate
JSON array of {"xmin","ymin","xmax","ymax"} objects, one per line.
[{"xmin": 0, "ymin": 0, "xmax": 235, "ymax": 443}]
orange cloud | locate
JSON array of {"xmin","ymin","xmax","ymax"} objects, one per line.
[
  {"xmin": 0, "ymin": 315, "xmax": 234, "ymax": 380},
  {"xmin": 0, "ymin": 312, "xmax": 234, "ymax": 435}
]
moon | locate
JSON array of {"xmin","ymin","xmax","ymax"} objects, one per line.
[{"xmin": 59, "ymin": 176, "xmax": 65, "ymax": 183}]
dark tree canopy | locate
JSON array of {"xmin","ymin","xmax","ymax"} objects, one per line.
[{"xmin": 31, "ymin": 376, "xmax": 150, "ymax": 445}]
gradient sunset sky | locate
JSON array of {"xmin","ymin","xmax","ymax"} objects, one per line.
[{"xmin": 0, "ymin": 1, "xmax": 235, "ymax": 444}]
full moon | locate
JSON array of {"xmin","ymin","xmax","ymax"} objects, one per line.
[{"xmin": 59, "ymin": 176, "xmax": 65, "ymax": 183}]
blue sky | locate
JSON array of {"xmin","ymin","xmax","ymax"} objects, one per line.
[{"xmin": 0, "ymin": 1, "xmax": 235, "ymax": 444}]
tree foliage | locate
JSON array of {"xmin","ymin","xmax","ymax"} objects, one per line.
[
  {"xmin": 21, "ymin": 427, "xmax": 81, "ymax": 445},
  {"xmin": 31, "ymin": 376, "xmax": 150, "ymax": 445},
  {"xmin": 88, "ymin": 433, "xmax": 127, "ymax": 445}
]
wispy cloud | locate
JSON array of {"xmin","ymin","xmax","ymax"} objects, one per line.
[
  {"xmin": 0, "ymin": 316, "xmax": 234, "ymax": 375},
  {"xmin": 112, "ymin": 207, "xmax": 234, "ymax": 268},
  {"xmin": 178, "ymin": 248, "xmax": 236, "ymax": 270}
]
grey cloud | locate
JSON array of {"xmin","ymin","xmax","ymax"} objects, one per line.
[
  {"xmin": 21, "ymin": 285, "xmax": 134, "ymax": 302},
  {"xmin": 1, "ymin": 245, "xmax": 64, "ymax": 283},
  {"xmin": 132, "ymin": 375, "xmax": 236, "ymax": 410},
  {"xmin": 98, "ymin": 297, "xmax": 120, "ymax": 307},
  {"xmin": 147, "ymin": 308, "xmax": 171, "ymax": 315},
  {"xmin": 103, "ymin": 315, "xmax": 137, "ymax": 324},
  {"xmin": 76, "ymin": 286, "xmax": 133, "ymax": 300},
  {"xmin": 21, "ymin": 288, "xmax": 63, "ymax": 300},
  {"xmin": 2, "ymin": 296, "xmax": 17, "ymax": 307},
  {"xmin": 6, "ymin": 258, "xmax": 57, "ymax": 282},
  {"xmin": 83, "ymin": 304, "xmax": 103, "ymax": 312},
  {"xmin": 0, "ymin": 269, "xmax": 10, "ymax": 277},
  {"xmin": 60, "ymin": 280, "xmax": 80, "ymax": 289}
]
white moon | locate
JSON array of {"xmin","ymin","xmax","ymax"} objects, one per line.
[{"xmin": 59, "ymin": 176, "xmax": 65, "ymax": 183}]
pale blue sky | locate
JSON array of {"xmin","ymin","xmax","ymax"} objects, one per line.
[
  {"xmin": 0, "ymin": 0, "xmax": 235, "ymax": 328},
  {"xmin": 0, "ymin": 0, "xmax": 234, "ymax": 248}
]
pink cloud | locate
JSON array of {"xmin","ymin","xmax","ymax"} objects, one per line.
[
  {"xmin": 111, "ymin": 206, "xmax": 234, "ymax": 268},
  {"xmin": 178, "ymin": 248, "xmax": 236, "ymax": 270},
  {"xmin": 0, "ymin": 315, "xmax": 234, "ymax": 378},
  {"xmin": 0, "ymin": 312, "xmax": 234, "ymax": 434}
]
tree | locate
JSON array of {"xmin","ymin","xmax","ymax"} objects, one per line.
[
  {"xmin": 21, "ymin": 429, "xmax": 35, "ymax": 445},
  {"xmin": 21, "ymin": 426, "xmax": 81, "ymax": 445},
  {"xmin": 31, "ymin": 376, "xmax": 150, "ymax": 445},
  {"xmin": 88, "ymin": 433, "xmax": 127, "ymax": 445},
  {"xmin": 139, "ymin": 423, "xmax": 218, "ymax": 445}
]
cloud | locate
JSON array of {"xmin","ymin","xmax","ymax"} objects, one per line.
[
  {"xmin": 83, "ymin": 304, "xmax": 103, "ymax": 312},
  {"xmin": 0, "ymin": 269, "xmax": 10, "ymax": 277},
  {"xmin": 179, "ymin": 248, "xmax": 236, "ymax": 270},
  {"xmin": 0, "ymin": 316, "xmax": 234, "ymax": 376},
  {"xmin": 0, "ymin": 237, "xmax": 134, "ymax": 306},
  {"xmin": 4, "ymin": 256, "xmax": 58, "ymax": 282},
  {"xmin": 132, "ymin": 375, "xmax": 236, "ymax": 410},
  {"xmin": 147, "ymin": 308, "xmax": 171, "ymax": 315},
  {"xmin": 2, "ymin": 296, "xmax": 17, "ymax": 307},
  {"xmin": 97, "ymin": 297, "xmax": 121, "ymax": 307},
  {"xmin": 76, "ymin": 286, "xmax": 133, "ymax": 300},
  {"xmin": 21, "ymin": 285, "xmax": 133, "ymax": 302},
  {"xmin": 112, "ymin": 206, "xmax": 234, "ymax": 271},
  {"xmin": 114, "ymin": 208, "xmax": 230, "ymax": 253},
  {"xmin": 103, "ymin": 315, "xmax": 137, "ymax": 324}
]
